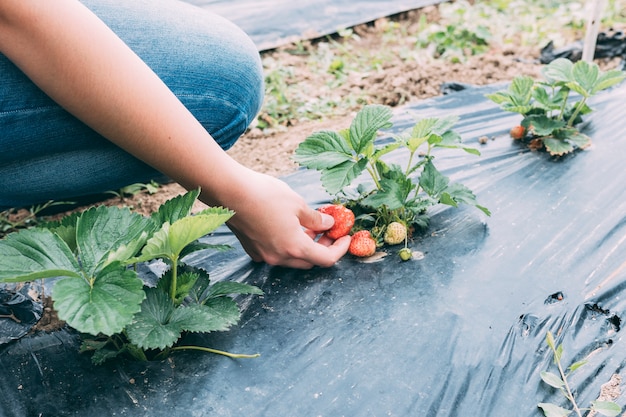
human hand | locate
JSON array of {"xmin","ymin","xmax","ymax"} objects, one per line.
[{"xmin": 208, "ymin": 170, "xmax": 351, "ymax": 269}]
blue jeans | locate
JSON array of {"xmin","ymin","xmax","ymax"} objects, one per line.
[{"xmin": 0, "ymin": 0, "xmax": 264, "ymax": 210}]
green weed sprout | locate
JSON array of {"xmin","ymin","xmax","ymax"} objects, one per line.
[
  {"xmin": 538, "ymin": 331, "xmax": 622, "ymax": 417},
  {"xmin": 487, "ymin": 58, "xmax": 626, "ymax": 156},
  {"xmin": 0, "ymin": 189, "xmax": 262, "ymax": 364}
]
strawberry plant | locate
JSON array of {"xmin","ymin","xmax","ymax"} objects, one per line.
[
  {"xmin": 293, "ymin": 104, "xmax": 490, "ymax": 257},
  {"xmin": 487, "ymin": 58, "xmax": 626, "ymax": 156},
  {"xmin": 538, "ymin": 331, "xmax": 621, "ymax": 417},
  {"xmin": 0, "ymin": 189, "xmax": 262, "ymax": 364}
]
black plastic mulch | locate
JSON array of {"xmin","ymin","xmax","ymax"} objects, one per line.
[
  {"xmin": 1, "ymin": 81, "xmax": 626, "ymax": 416},
  {"xmin": 186, "ymin": 0, "xmax": 446, "ymax": 50}
]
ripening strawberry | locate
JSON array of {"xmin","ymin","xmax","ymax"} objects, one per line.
[
  {"xmin": 318, "ymin": 204, "xmax": 355, "ymax": 240},
  {"xmin": 349, "ymin": 230, "xmax": 377, "ymax": 257},
  {"xmin": 383, "ymin": 222, "xmax": 407, "ymax": 245},
  {"xmin": 509, "ymin": 125, "xmax": 526, "ymax": 140}
]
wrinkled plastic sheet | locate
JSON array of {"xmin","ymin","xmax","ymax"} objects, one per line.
[
  {"xmin": 540, "ymin": 30, "xmax": 626, "ymax": 67},
  {"xmin": 187, "ymin": 0, "xmax": 445, "ymax": 50},
  {"xmin": 2, "ymin": 83, "xmax": 626, "ymax": 417},
  {"xmin": 0, "ymin": 286, "xmax": 42, "ymax": 345}
]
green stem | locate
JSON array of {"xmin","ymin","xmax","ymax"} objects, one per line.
[
  {"xmin": 558, "ymin": 89, "xmax": 570, "ymax": 122},
  {"xmin": 366, "ymin": 163, "xmax": 383, "ymax": 190},
  {"xmin": 170, "ymin": 257, "xmax": 178, "ymax": 301},
  {"xmin": 171, "ymin": 345, "xmax": 260, "ymax": 359},
  {"xmin": 553, "ymin": 347, "xmax": 583, "ymax": 417},
  {"xmin": 567, "ymin": 97, "xmax": 587, "ymax": 128},
  {"xmin": 411, "ymin": 150, "xmax": 431, "ymax": 200},
  {"xmin": 405, "ymin": 150, "xmax": 416, "ymax": 177}
]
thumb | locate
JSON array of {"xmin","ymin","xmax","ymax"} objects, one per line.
[{"xmin": 300, "ymin": 207, "xmax": 334, "ymax": 232}]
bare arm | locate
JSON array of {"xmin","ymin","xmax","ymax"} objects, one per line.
[{"xmin": 0, "ymin": 0, "xmax": 350, "ymax": 268}]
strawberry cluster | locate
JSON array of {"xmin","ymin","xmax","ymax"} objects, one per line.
[{"xmin": 318, "ymin": 204, "xmax": 411, "ymax": 260}]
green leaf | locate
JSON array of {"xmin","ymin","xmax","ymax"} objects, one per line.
[
  {"xmin": 178, "ymin": 297, "xmax": 241, "ymax": 333},
  {"xmin": 435, "ymin": 131, "xmax": 481, "ymax": 156},
  {"xmin": 542, "ymin": 58, "xmax": 574, "ymax": 84},
  {"xmin": 439, "ymin": 192, "xmax": 458, "ymax": 208},
  {"xmin": 571, "ymin": 60, "xmax": 598, "ymax": 95},
  {"xmin": 204, "ymin": 281, "xmax": 264, "ymax": 299},
  {"xmin": 437, "ymin": 130, "xmax": 461, "ymax": 147},
  {"xmin": 127, "ymin": 288, "xmax": 246, "ymax": 350},
  {"xmin": 349, "ymin": 105, "xmax": 393, "ymax": 154},
  {"xmin": 565, "ymin": 131, "xmax": 591, "ymax": 150},
  {"xmin": 567, "ymin": 359, "xmax": 587, "ymax": 373},
  {"xmin": 430, "ymin": 115, "xmax": 459, "ymax": 136},
  {"xmin": 43, "ymin": 212, "xmax": 80, "ymax": 251},
  {"xmin": 543, "ymin": 138, "xmax": 575, "ymax": 156},
  {"xmin": 169, "ymin": 210, "xmax": 233, "ymax": 255},
  {"xmin": 540, "ymin": 371, "xmax": 565, "ymax": 389},
  {"xmin": 52, "ymin": 261, "xmax": 145, "ymax": 336},
  {"xmin": 526, "ymin": 115, "xmax": 566, "ymax": 136},
  {"xmin": 440, "ymin": 183, "xmax": 491, "ymax": 216},
  {"xmin": 50, "ymin": 224, "xmax": 78, "ymax": 253},
  {"xmin": 293, "ymin": 130, "xmax": 354, "ymax": 169},
  {"xmin": 125, "ymin": 288, "xmax": 181, "ymax": 350},
  {"xmin": 590, "ymin": 400, "xmax": 622, "ymax": 416},
  {"xmin": 150, "ymin": 188, "xmax": 201, "ymax": 225},
  {"xmin": 76, "ymin": 205, "xmax": 154, "ymax": 276},
  {"xmin": 537, "ymin": 403, "xmax": 572, "ymax": 417},
  {"xmin": 485, "ymin": 91, "xmax": 513, "ymax": 105},
  {"xmin": 132, "ymin": 209, "xmax": 233, "ymax": 263},
  {"xmin": 188, "ymin": 269, "xmax": 212, "ymax": 304},
  {"xmin": 157, "ymin": 270, "xmax": 200, "ymax": 305},
  {"xmin": 419, "ymin": 160, "xmax": 450, "ymax": 198},
  {"xmin": 405, "ymin": 134, "xmax": 429, "ymax": 152},
  {"xmin": 565, "ymin": 81, "xmax": 590, "ymax": 98},
  {"xmin": 546, "ymin": 331, "xmax": 556, "ymax": 349},
  {"xmin": 320, "ymin": 159, "xmax": 369, "ymax": 195},
  {"xmin": 409, "ymin": 116, "xmax": 458, "ymax": 147},
  {"xmin": 533, "ymin": 87, "xmax": 567, "ymax": 112},
  {"xmin": 555, "ymin": 344, "xmax": 563, "ymax": 363},
  {"xmin": 509, "ymin": 76, "xmax": 535, "ymax": 106},
  {"xmin": 0, "ymin": 228, "xmax": 81, "ymax": 283},
  {"xmin": 501, "ymin": 103, "xmax": 534, "ymax": 114},
  {"xmin": 592, "ymin": 69, "xmax": 626, "ymax": 94},
  {"xmin": 372, "ymin": 141, "xmax": 401, "ymax": 162},
  {"xmin": 361, "ymin": 179, "xmax": 411, "ymax": 210},
  {"xmin": 180, "ymin": 241, "xmax": 231, "ymax": 259}
]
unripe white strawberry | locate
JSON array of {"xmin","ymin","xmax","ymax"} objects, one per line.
[{"xmin": 383, "ymin": 222, "xmax": 407, "ymax": 245}]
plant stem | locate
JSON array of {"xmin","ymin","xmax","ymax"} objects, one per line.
[
  {"xmin": 552, "ymin": 346, "xmax": 583, "ymax": 417},
  {"xmin": 171, "ymin": 345, "xmax": 260, "ymax": 359},
  {"xmin": 567, "ymin": 97, "xmax": 588, "ymax": 127},
  {"xmin": 366, "ymin": 164, "xmax": 383, "ymax": 190},
  {"xmin": 170, "ymin": 257, "xmax": 178, "ymax": 301},
  {"xmin": 405, "ymin": 150, "xmax": 416, "ymax": 177}
]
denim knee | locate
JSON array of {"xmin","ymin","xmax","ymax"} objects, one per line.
[{"xmin": 83, "ymin": 0, "xmax": 265, "ymax": 149}]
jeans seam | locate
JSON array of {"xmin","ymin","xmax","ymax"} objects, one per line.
[{"xmin": 0, "ymin": 105, "xmax": 60, "ymax": 116}]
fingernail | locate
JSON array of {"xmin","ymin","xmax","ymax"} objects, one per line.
[{"xmin": 321, "ymin": 213, "xmax": 334, "ymax": 228}]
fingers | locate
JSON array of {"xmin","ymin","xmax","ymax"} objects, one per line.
[
  {"xmin": 297, "ymin": 234, "xmax": 351, "ymax": 268},
  {"xmin": 299, "ymin": 206, "xmax": 334, "ymax": 233}
]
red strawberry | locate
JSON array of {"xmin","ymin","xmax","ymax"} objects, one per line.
[
  {"xmin": 509, "ymin": 125, "xmax": 526, "ymax": 140},
  {"xmin": 349, "ymin": 230, "xmax": 377, "ymax": 257},
  {"xmin": 318, "ymin": 204, "xmax": 355, "ymax": 240}
]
